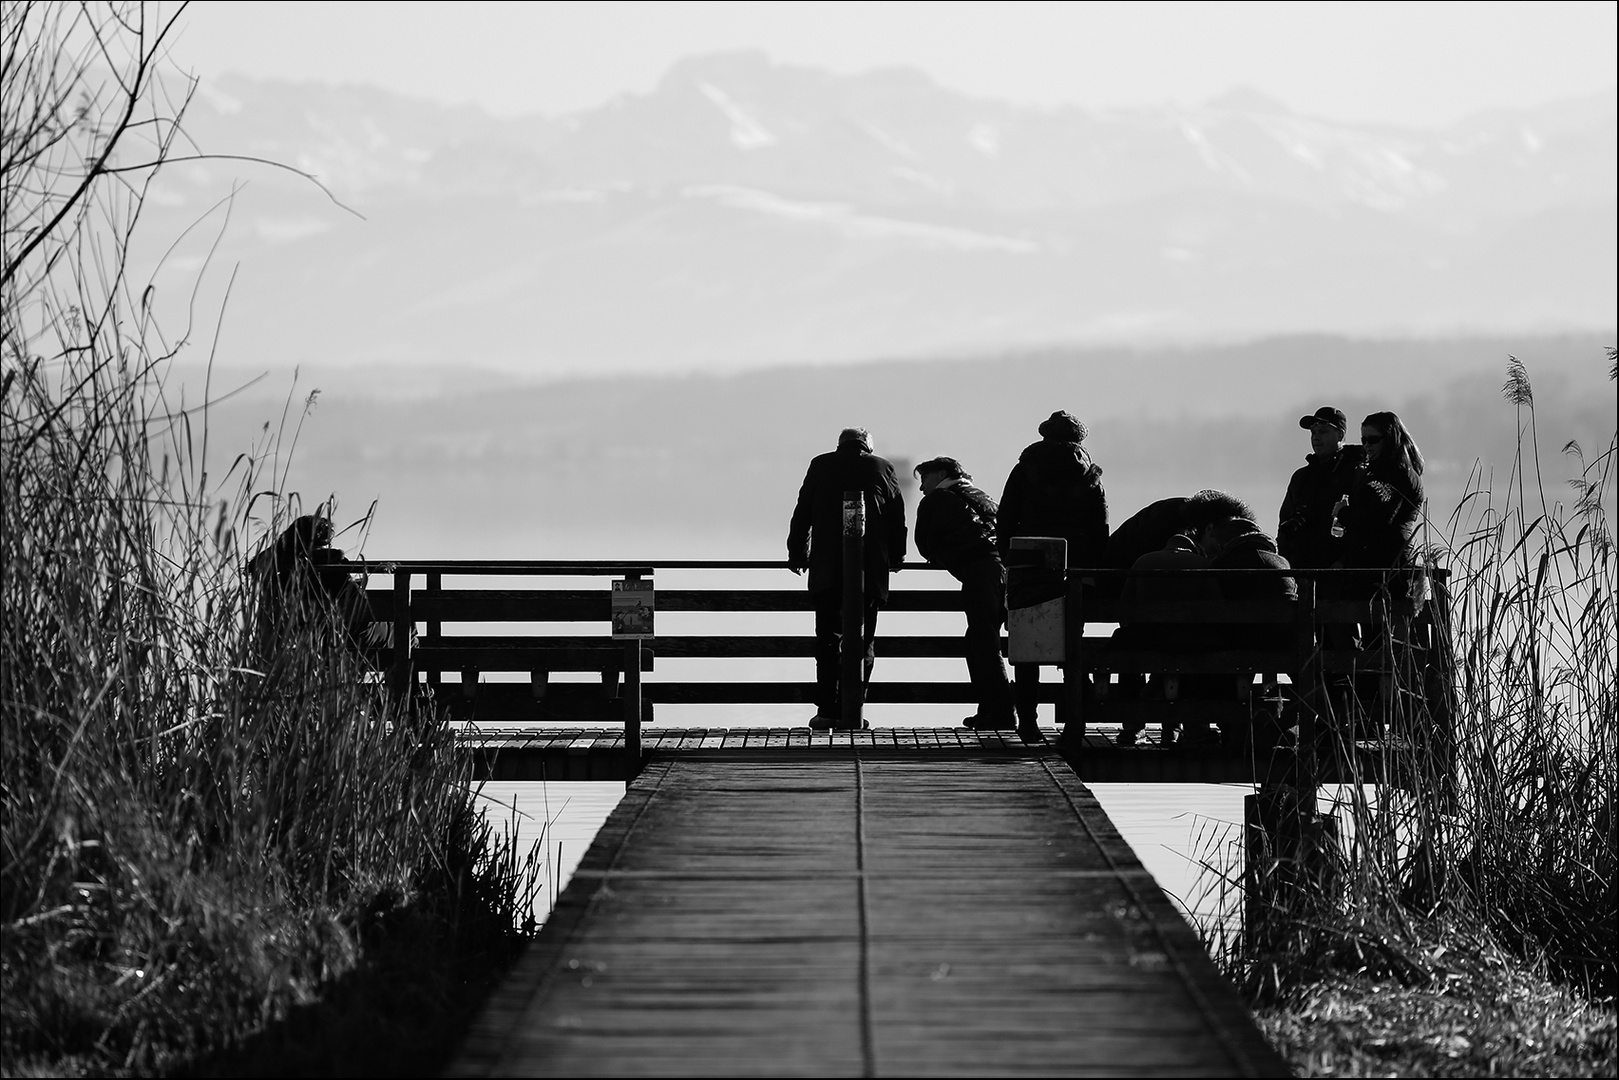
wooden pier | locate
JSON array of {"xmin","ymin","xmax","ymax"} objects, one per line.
[{"xmin": 448, "ymin": 740, "xmax": 1293, "ymax": 1078}]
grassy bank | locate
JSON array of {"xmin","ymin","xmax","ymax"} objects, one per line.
[
  {"xmin": 1197, "ymin": 352, "xmax": 1618, "ymax": 1076},
  {"xmin": 2, "ymin": 5, "xmax": 542, "ymax": 1073}
]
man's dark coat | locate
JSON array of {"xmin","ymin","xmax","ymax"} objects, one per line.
[
  {"xmin": 787, "ymin": 444, "xmax": 908, "ymax": 599},
  {"xmin": 1277, "ymin": 445, "xmax": 1363, "ymax": 569}
]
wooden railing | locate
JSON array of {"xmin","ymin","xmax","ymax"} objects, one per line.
[{"xmin": 354, "ymin": 560, "xmax": 1452, "ymax": 765}]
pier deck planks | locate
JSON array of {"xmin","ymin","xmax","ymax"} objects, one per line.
[{"xmin": 450, "ymin": 746, "xmax": 1290, "ymax": 1077}]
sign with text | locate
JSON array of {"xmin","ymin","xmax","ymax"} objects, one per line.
[{"xmin": 611, "ymin": 578, "xmax": 654, "ymax": 639}]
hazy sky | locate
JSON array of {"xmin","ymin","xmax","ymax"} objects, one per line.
[{"xmin": 170, "ymin": 0, "xmax": 1617, "ymax": 127}]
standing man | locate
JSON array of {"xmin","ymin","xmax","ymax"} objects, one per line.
[
  {"xmin": 787, "ymin": 427, "xmax": 908, "ymax": 730},
  {"xmin": 996, "ymin": 411, "xmax": 1108, "ymax": 735},
  {"xmin": 1278, "ymin": 406, "xmax": 1363, "ymax": 571},
  {"xmin": 913, "ymin": 457, "xmax": 1023, "ymax": 738}
]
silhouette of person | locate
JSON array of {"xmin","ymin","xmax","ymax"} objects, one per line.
[
  {"xmin": 913, "ymin": 456, "xmax": 1023, "ymax": 738},
  {"xmin": 996, "ymin": 411, "xmax": 1107, "ymax": 736},
  {"xmin": 1278, "ymin": 406, "xmax": 1363, "ymax": 570},
  {"xmin": 787, "ymin": 427, "xmax": 908, "ymax": 730},
  {"xmin": 248, "ymin": 514, "xmax": 375, "ymax": 654}
]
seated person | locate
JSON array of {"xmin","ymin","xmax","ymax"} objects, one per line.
[{"xmin": 1110, "ymin": 532, "xmax": 1222, "ymax": 746}]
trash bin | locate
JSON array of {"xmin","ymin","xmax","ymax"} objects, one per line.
[{"xmin": 1006, "ymin": 536, "xmax": 1066, "ymax": 664}]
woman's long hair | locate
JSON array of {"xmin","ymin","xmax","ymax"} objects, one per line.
[{"xmin": 1362, "ymin": 411, "xmax": 1425, "ymax": 476}]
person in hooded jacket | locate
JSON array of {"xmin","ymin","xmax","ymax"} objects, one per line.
[
  {"xmin": 787, "ymin": 426, "xmax": 909, "ymax": 730},
  {"xmin": 913, "ymin": 456, "xmax": 1024, "ymax": 738},
  {"xmin": 1279, "ymin": 406, "xmax": 1365, "ymax": 571},
  {"xmin": 997, "ymin": 411, "xmax": 1108, "ymax": 569},
  {"xmin": 996, "ymin": 411, "xmax": 1108, "ymax": 735}
]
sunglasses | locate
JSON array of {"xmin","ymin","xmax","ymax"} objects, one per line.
[{"xmin": 1362, "ymin": 435, "xmax": 1386, "ymax": 445}]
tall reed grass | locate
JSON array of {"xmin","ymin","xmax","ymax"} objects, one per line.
[
  {"xmin": 2, "ymin": 4, "xmax": 543, "ymax": 1072},
  {"xmin": 1201, "ymin": 351, "xmax": 1617, "ymax": 1005}
]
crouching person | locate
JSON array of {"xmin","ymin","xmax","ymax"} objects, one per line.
[{"xmin": 914, "ymin": 457, "xmax": 1031, "ymax": 740}]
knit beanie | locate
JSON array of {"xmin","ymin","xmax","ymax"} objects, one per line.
[{"xmin": 1037, "ymin": 410, "xmax": 1086, "ymax": 443}]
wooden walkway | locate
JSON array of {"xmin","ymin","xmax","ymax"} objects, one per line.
[
  {"xmin": 449, "ymin": 744, "xmax": 1291, "ymax": 1077},
  {"xmin": 459, "ymin": 724, "xmax": 1318, "ymax": 784}
]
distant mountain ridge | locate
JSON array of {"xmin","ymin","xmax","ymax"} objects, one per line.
[{"xmin": 144, "ymin": 53, "xmax": 1616, "ymax": 378}]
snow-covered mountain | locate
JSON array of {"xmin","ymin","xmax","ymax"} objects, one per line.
[{"xmin": 141, "ymin": 51, "xmax": 1617, "ymax": 379}]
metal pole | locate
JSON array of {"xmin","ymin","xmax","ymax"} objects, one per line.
[{"xmin": 841, "ymin": 490, "xmax": 865, "ymax": 729}]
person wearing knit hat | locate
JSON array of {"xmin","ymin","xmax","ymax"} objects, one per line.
[
  {"xmin": 1036, "ymin": 410, "xmax": 1087, "ymax": 444},
  {"xmin": 787, "ymin": 425, "xmax": 909, "ymax": 729},
  {"xmin": 996, "ymin": 410, "xmax": 1108, "ymax": 741}
]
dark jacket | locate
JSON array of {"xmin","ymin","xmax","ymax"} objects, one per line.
[
  {"xmin": 1277, "ymin": 445, "xmax": 1363, "ymax": 569},
  {"xmin": 916, "ymin": 480, "xmax": 999, "ymax": 573},
  {"xmin": 996, "ymin": 440, "xmax": 1108, "ymax": 568},
  {"xmin": 1106, "ymin": 491, "xmax": 1257, "ymax": 570},
  {"xmin": 1205, "ymin": 521, "xmax": 1295, "ymax": 651},
  {"xmin": 1106, "ymin": 497, "xmax": 1189, "ymax": 570},
  {"xmin": 1207, "ymin": 524, "xmax": 1298, "ymax": 602},
  {"xmin": 1342, "ymin": 455, "xmax": 1424, "ymax": 569},
  {"xmin": 787, "ymin": 444, "xmax": 908, "ymax": 598}
]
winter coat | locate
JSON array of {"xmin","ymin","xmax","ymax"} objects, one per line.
[
  {"xmin": 1114, "ymin": 535, "xmax": 1220, "ymax": 652},
  {"xmin": 787, "ymin": 444, "xmax": 908, "ymax": 599},
  {"xmin": 1277, "ymin": 445, "xmax": 1364, "ymax": 569},
  {"xmin": 1105, "ymin": 497, "xmax": 1190, "ymax": 570},
  {"xmin": 1342, "ymin": 455, "xmax": 1424, "ymax": 569},
  {"xmin": 996, "ymin": 440, "xmax": 1108, "ymax": 568},
  {"xmin": 1207, "ymin": 526, "xmax": 1298, "ymax": 602},
  {"xmin": 916, "ymin": 479, "xmax": 1000, "ymax": 573}
]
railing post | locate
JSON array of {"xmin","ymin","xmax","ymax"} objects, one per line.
[
  {"xmin": 1294, "ymin": 575, "xmax": 1319, "ymax": 791},
  {"xmin": 1062, "ymin": 570, "xmax": 1085, "ymax": 743},
  {"xmin": 390, "ymin": 568, "xmax": 414, "ymax": 718},
  {"xmin": 841, "ymin": 490, "xmax": 865, "ymax": 730},
  {"xmin": 623, "ymin": 572, "xmax": 644, "ymax": 771},
  {"xmin": 424, "ymin": 571, "xmax": 442, "ymax": 701}
]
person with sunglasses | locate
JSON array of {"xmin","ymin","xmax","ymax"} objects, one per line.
[
  {"xmin": 1338, "ymin": 411, "xmax": 1426, "ymax": 573},
  {"xmin": 1333, "ymin": 412, "xmax": 1428, "ymax": 724}
]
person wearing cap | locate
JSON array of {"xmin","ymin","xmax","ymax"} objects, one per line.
[
  {"xmin": 996, "ymin": 410, "xmax": 1108, "ymax": 739},
  {"xmin": 913, "ymin": 456, "xmax": 1021, "ymax": 737},
  {"xmin": 787, "ymin": 427, "xmax": 909, "ymax": 730},
  {"xmin": 1277, "ymin": 406, "xmax": 1364, "ymax": 571}
]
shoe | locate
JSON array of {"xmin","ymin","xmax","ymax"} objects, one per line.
[
  {"xmin": 963, "ymin": 713, "xmax": 1016, "ymax": 731},
  {"xmin": 831, "ymin": 720, "xmax": 870, "ymax": 731},
  {"xmin": 1115, "ymin": 728, "xmax": 1138, "ymax": 747},
  {"xmin": 808, "ymin": 713, "xmax": 837, "ymax": 730},
  {"xmin": 1018, "ymin": 722, "xmax": 1046, "ymax": 745}
]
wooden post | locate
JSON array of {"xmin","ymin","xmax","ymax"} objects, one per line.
[
  {"xmin": 841, "ymin": 490, "xmax": 865, "ymax": 730},
  {"xmin": 1424, "ymin": 570, "xmax": 1458, "ymax": 810},
  {"xmin": 623, "ymin": 571, "xmax": 645, "ymax": 773},
  {"xmin": 425, "ymin": 571, "xmax": 442, "ymax": 700},
  {"xmin": 1062, "ymin": 571, "xmax": 1085, "ymax": 744},
  {"xmin": 390, "ymin": 568, "xmax": 413, "ymax": 717},
  {"xmin": 624, "ymin": 639, "xmax": 642, "ymax": 769},
  {"xmin": 1293, "ymin": 576, "xmax": 1319, "ymax": 791}
]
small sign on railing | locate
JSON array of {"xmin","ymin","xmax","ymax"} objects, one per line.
[{"xmin": 611, "ymin": 578, "xmax": 655, "ymax": 639}]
